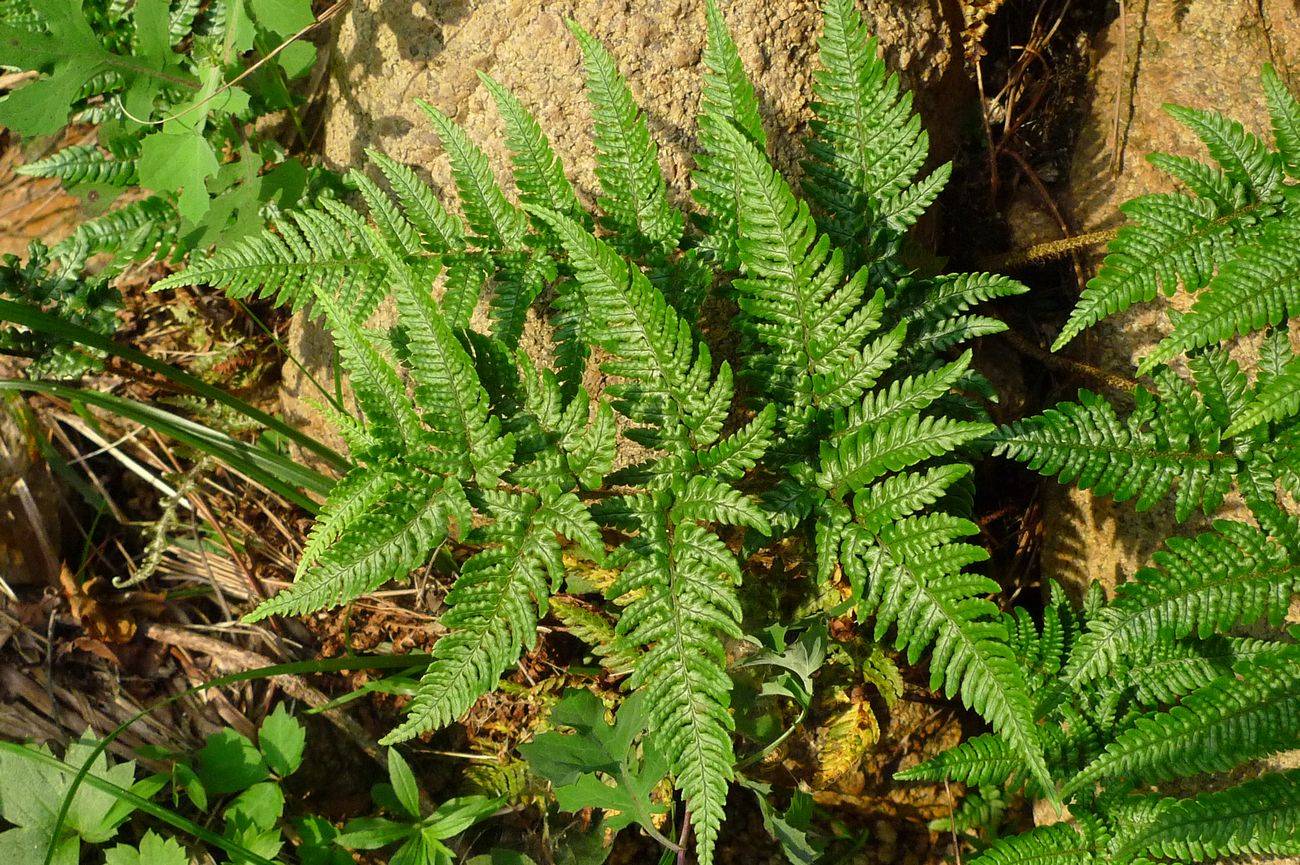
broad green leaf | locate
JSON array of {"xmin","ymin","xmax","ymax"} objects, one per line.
[{"xmin": 258, "ymin": 705, "xmax": 306, "ymax": 777}]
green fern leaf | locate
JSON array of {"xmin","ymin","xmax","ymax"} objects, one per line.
[
  {"xmin": 246, "ymin": 473, "xmax": 460, "ymax": 621},
  {"xmin": 533, "ymin": 208, "xmax": 730, "ymax": 449},
  {"xmin": 844, "ymin": 515, "xmax": 1053, "ymax": 794},
  {"xmin": 817, "ymin": 414, "xmax": 992, "ymax": 496},
  {"xmin": 1111, "ymin": 770, "xmax": 1300, "ymax": 862},
  {"xmin": 1164, "ymin": 104, "xmax": 1285, "ymax": 201},
  {"xmin": 992, "ymin": 384, "xmax": 1235, "ymax": 522},
  {"xmin": 384, "ymin": 487, "xmax": 601, "ymax": 743},
  {"xmin": 1066, "ymin": 651, "xmax": 1299, "ymax": 795},
  {"xmin": 154, "ymin": 202, "xmax": 383, "ymax": 315},
  {"xmin": 968, "ymin": 823, "xmax": 1094, "ymax": 865},
  {"xmin": 1146, "ymin": 218, "xmax": 1300, "ymax": 371},
  {"xmin": 418, "ymin": 99, "xmax": 528, "ymax": 249},
  {"xmin": 613, "ymin": 515, "xmax": 741, "ymax": 865},
  {"xmin": 1052, "ymin": 193, "xmax": 1258, "ymax": 351},
  {"xmin": 895, "ymin": 732, "xmax": 1021, "ymax": 788},
  {"xmin": 392, "ymin": 263, "xmax": 515, "ymax": 484},
  {"xmin": 568, "ymin": 20, "xmax": 683, "ymax": 252},
  {"xmin": 16, "ymin": 143, "xmax": 136, "ymax": 186},
  {"xmin": 693, "ymin": 0, "xmax": 764, "ymax": 269},
  {"xmin": 804, "ymin": 0, "xmax": 939, "ymax": 259},
  {"xmin": 479, "ymin": 72, "xmax": 585, "ymax": 225},
  {"xmin": 366, "ymin": 149, "xmax": 467, "ymax": 253},
  {"xmin": 1063, "ymin": 521, "xmax": 1300, "ymax": 686},
  {"xmin": 1225, "ymin": 350, "xmax": 1300, "ymax": 436},
  {"xmin": 1262, "ymin": 63, "xmax": 1300, "ymax": 177}
]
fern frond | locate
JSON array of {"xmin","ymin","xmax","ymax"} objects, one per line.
[
  {"xmin": 1164, "ymin": 104, "xmax": 1285, "ymax": 201},
  {"xmin": 1263, "ymin": 63, "xmax": 1300, "ymax": 177},
  {"xmin": 383, "ymin": 488, "xmax": 602, "ymax": 743},
  {"xmin": 534, "ymin": 208, "xmax": 731, "ymax": 449},
  {"xmin": 992, "ymin": 383, "xmax": 1236, "ymax": 522},
  {"xmin": 297, "ymin": 465, "xmax": 403, "ymax": 578},
  {"xmin": 1111, "ymin": 770, "xmax": 1300, "ymax": 862},
  {"xmin": 1116, "ymin": 635, "xmax": 1286, "ymax": 706},
  {"xmin": 1063, "ymin": 520, "xmax": 1300, "ymax": 686},
  {"xmin": 315, "ymin": 287, "xmax": 423, "ymax": 445},
  {"xmin": 968, "ymin": 823, "xmax": 1094, "ymax": 865},
  {"xmin": 851, "ymin": 464, "xmax": 971, "ymax": 534},
  {"xmin": 1065, "ymin": 651, "xmax": 1299, "ymax": 794},
  {"xmin": 1146, "ymin": 218, "xmax": 1300, "ymax": 371},
  {"xmin": 697, "ymin": 404, "xmax": 776, "ymax": 481},
  {"xmin": 834, "ymin": 351, "xmax": 973, "ymax": 440},
  {"xmin": 1225, "ymin": 350, "xmax": 1300, "ymax": 436},
  {"xmin": 246, "ymin": 473, "xmax": 460, "ymax": 621},
  {"xmin": 16, "ymin": 143, "xmax": 136, "ymax": 186},
  {"xmin": 54, "ymin": 196, "xmax": 178, "ymax": 263},
  {"xmin": 613, "ymin": 516, "xmax": 741, "ymax": 865},
  {"xmin": 418, "ymin": 99, "xmax": 528, "ymax": 249},
  {"xmin": 719, "ymin": 119, "xmax": 876, "ymax": 408},
  {"xmin": 479, "ymin": 72, "xmax": 585, "ymax": 225},
  {"xmin": 568, "ymin": 20, "xmax": 683, "ymax": 252},
  {"xmin": 693, "ymin": 0, "xmax": 764, "ymax": 269},
  {"xmin": 1052, "ymin": 193, "xmax": 1260, "ymax": 351},
  {"xmin": 843, "ymin": 515, "xmax": 1053, "ymax": 793},
  {"xmin": 804, "ymin": 0, "xmax": 936, "ymax": 259}
]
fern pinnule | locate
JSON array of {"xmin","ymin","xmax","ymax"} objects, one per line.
[
  {"xmin": 392, "ymin": 263, "xmax": 515, "ymax": 485},
  {"xmin": 365, "ymin": 149, "xmax": 468, "ymax": 254}
]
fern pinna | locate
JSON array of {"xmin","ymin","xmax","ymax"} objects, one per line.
[
  {"xmin": 904, "ymin": 70, "xmax": 1300, "ymax": 865},
  {"xmin": 163, "ymin": 0, "xmax": 1035, "ymax": 858}
]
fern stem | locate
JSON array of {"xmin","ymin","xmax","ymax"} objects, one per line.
[
  {"xmin": 1000, "ymin": 329, "xmax": 1138, "ymax": 393},
  {"xmin": 981, "ymin": 228, "xmax": 1122, "ymax": 272}
]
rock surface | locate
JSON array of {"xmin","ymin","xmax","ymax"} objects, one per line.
[
  {"xmin": 1036, "ymin": 0, "xmax": 1300, "ymax": 597},
  {"xmin": 282, "ymin": 0, "xmax": 973, "ymax": 451}
]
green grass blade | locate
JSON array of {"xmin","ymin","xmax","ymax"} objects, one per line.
[
  {"xmin": 0, "ymin": 380, "xmax": 331, "ymax": 510},
  {"xmin": 0, "ymin": 298, "xmax": 349, "ymax": 472}
]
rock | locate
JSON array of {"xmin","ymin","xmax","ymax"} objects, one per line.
[
  {"xmin": 1037, "ymin": 0, "xmax": 1300, "ymax": 598},
  {"xmin": 282, "ymin": 0, "xmax": 974, "ymax": 454}
]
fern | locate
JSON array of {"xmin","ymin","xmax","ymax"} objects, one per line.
[
  {"xmin": 949, "ymin": 66, "xmax": 1300, "ymax": 865},
  {"xmin": 1052, "ymin": 71, "xmax": 1299, "ymax": 351},
  {"xmin": 166, "ymin": 3, "xmax": 1041, "ymax": 860},
  {"xmin": 1110, "ymin": 770, "xmax": 1300, "ymax": 862},
  {"xmin": 568, "ymin": 20, "xmax": 683, "ymax": 253},
  {"xmin": 1065, "ymin": 649, "xmax": 1300, "ymax": 795}
]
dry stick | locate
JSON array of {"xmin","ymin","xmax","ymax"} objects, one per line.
[
  {"xmin": 1112, "ymin": 0, "xmax": 1128, "ymax": 175},
  {"xmin": 142, "ymin": 622, "xmax": 384, "ymax": 765}
]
